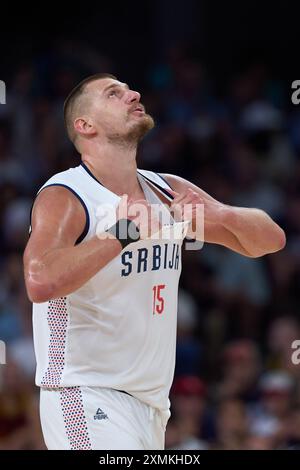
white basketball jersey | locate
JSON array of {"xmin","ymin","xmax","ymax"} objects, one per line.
[{"xmin": 32, "ymin": 164, "xmax": 189, "ymax": 412}]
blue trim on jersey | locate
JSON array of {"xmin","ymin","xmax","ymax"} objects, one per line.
[
  {"xmin": 155, "ymin": 172, "xmax": 173, "ymax": 190},
  {"xmin": 80, "ymin": 163, "xmax": 104, "ymax": 187},
  {"xmin": 33, "ymin": 183, "xmax": 90, "ymax": 245},
  {"xmin": 137, "ymin": 171, "xmax": 174, "ymax": 201}
]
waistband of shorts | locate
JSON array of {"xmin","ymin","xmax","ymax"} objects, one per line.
[
  {"xmin": 40, "ymin": 386, "xmax": 170, "ymax": 423},
  {"xmin": 112, "ymin": 389, "xmax": 170, "ymax": 424}
]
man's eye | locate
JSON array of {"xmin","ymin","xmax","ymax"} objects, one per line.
[{"xmin": 108, "ymin": 90, "xmax": 117, "ymax": 97}]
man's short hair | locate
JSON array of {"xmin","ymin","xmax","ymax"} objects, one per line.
[{"xmin": 63, "ymin": 73, "xmax": 117, "ymax": 145}]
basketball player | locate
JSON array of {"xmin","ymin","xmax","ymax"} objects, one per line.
[{"xmin": 23, "ymin": 73, "xmax": 286, "ymax": 450}]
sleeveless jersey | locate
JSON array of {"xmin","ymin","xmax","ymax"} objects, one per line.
[{"xmin": 32, "ymin": 163, "xmax": 189, "ymax": 412}]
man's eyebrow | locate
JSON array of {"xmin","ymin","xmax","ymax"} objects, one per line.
[{"xmin": 102, "ymin": 83, "xmax": 129, "ymax": 94}]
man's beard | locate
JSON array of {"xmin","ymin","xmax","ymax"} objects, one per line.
[
  {"xmin": 127, "ymin": 113, "xmax": 155, "ymax": 143},
  {"xmin": 107, "ymin": 113, "xmax": 155, "ymax": 147}
]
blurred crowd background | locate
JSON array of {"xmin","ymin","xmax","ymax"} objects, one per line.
[{"xmin": 0, "ymin": 1, "xmax": 300, "ymax": 450}]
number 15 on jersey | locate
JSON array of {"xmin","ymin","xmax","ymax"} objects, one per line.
[{"xmin": 152, "ymin": 284, "xmax": 166, "ymax": 315}]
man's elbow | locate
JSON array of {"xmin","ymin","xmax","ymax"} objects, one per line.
[
  {"xmin": 276, "ymin": 227, "xmax": 287, "ymax": 250},
  {"xmin": 25, "ymin": 278, "xmax": 56, "ymax": 303},
  {"xmin": 251, "ymin": 227, "xmax": 286, "ymax": 258},
  {"xmin": 269, "ymin": 226, "xmax": 286, "ymax": 253}
]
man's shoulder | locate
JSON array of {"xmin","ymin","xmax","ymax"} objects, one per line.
[{"xmin": 37, "ymin": 165, "xmax": 82, "ymax": 194}]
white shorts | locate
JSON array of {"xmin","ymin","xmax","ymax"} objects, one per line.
[{"xmin": 40, "ymin": 386, "xmax": 170, "ymax": 450}]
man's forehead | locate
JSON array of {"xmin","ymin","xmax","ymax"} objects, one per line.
[{"xmin": 88, "ymin": 78, "xmax": 128, "ymax": 93}]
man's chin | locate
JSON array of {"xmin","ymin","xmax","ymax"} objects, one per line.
[{"xmin": 128, "ymin": 114, "xmax": 155, "ymax": 141}]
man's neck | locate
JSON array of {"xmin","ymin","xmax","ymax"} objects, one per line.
[{"xmin": 81, "ymin": 141, "xmax": 142, "ymax": 197}]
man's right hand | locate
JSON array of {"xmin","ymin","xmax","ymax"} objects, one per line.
[{"xmin": 116, "ymin": 194, "xmax": 161, "ymax": 240}]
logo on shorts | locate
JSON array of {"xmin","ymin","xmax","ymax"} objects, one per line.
[{"xmin": 94, "ymin": 408, "xmax": 108, "ymax": 420}]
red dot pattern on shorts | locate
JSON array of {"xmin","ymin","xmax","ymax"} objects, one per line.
[{"xmin": 60, "ymin": 387, "xmax": 92, "ymax": 450}]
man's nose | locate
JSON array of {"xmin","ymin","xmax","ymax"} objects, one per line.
[{"xmin": 125, "ymin": 89, "xmax": 141, "ymax": 103}]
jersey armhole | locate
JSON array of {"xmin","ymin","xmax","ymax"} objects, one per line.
[{"xmin": 29, "ymin": 183, "xmax": 90, "ymax": 245}]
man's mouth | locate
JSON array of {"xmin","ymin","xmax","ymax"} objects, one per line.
[{"xmin": 129, "ymin": 105, "xmax": 145, "ymax": 114}]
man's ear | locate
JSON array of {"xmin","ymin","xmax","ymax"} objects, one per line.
[{"xmin": 74, "ymin": 116, "xmax": 96, "ymax": 137}]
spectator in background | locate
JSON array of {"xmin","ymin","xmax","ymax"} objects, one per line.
[
  {"xmin": 212, "ymin": 399, "xmax": 249, "ymax": 450},
  {"xmin": 166, "ymin": 376, "xmax": 209, "ymax": 450},
  {"xmin": 175, "ymin": 288, "xmax": 203, "ymax": 377},
  {"xmin": 0, "ymin": 355, "xmax": 45, "ymax": 449},
  {"xmin": 267, "ymin": 316, "xmax": 300, "ymax": 377},
  {"xmin": 0, "ymin": 119, "xmax": 26, "ymax": 190},
  {"xmin": 249, "ymin": 371, "xmax": 295, "ymax": 445},
  {"xmin": 281, "ymin": 406, "xmax": 300, "ymax": 449},
  {"xmin": 215, "ymin": 340, "xmax": 261, "ymax": 404}
]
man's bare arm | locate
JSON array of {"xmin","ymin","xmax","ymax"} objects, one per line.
[
  {"xmin": 23, "ymin": 187, "xmax": 122, "ymax": 303},
  {"xmin": 162, "ymin": 173, "xmax": 286, "ymax": 258}
]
